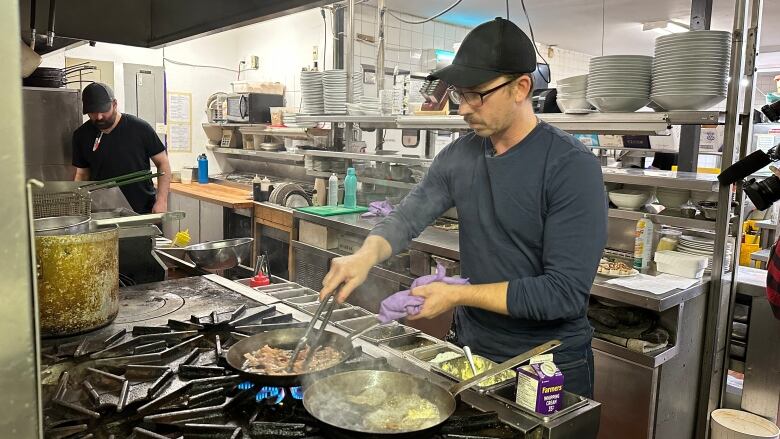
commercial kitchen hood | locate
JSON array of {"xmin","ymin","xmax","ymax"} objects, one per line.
[{"xmin": 19, "ymin": 0, "xmax": 335, "ymax": 55}]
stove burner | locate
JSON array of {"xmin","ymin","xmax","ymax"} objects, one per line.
[
  {"xmin": 41, "ymin": 296, "xmax": 523, "ymax": 438},
  {"xmin": 114, "ymin": 292, "xmax": 185, "ymax": 324}
]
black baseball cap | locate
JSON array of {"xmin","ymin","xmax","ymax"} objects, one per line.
[
  {"xmin": 429, "ymin": 17, "xmax": 537, "ymax": 88},
  {"xmin": 82, "ymin": 82, "xmax": 115, "ymax": 114}
]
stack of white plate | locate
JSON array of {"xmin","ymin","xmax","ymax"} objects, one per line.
[
  {"xmin": 556, "ymin": 74, "xmax": 591, "ymax": 113},
  {"xmin": 676, "ymin": 235, "xmax": 733, "ymax": 273},
  {"xmin": 324, "ymin": 69, "xmax": 348, "ymax": 114},
  {"xmin": 352, "ymin": 72, "xmax": 364, "ymax": 102},
  {"xmin": 651, "ymin": 30, "xmax": 731, "ymax": 111},
  {"xmin": 358, "ymin": 96, "xmax": 381, "ymax": 115},
  {"xmin": 300, "ymin": 71, "xmax": 324, "ymax": 114},
  {"xmin": 586, "ymin": 55, "xmax": 653, "ymax": 112}
]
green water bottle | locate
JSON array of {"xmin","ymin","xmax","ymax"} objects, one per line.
[{"xmin": 343, "ymin": 167, "xmax": 357, "ymax": 209}]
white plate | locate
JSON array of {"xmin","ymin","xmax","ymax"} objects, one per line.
[{"xmin": 597, "ymin": 268, "xmax": 640, "ymax": 277}]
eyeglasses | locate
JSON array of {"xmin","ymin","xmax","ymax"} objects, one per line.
[{"xmin": 448, "ymin": 79, "xmax": 516, "ymax": 107}]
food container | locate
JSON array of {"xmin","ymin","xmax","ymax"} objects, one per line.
[
  {"xmin": 36, "ymin": 225, "xmax": 119, "ymax": 336},
  {"xmin": 655, "ymin": 250, "xmax": 708, "ymax": 279},
  {"xmin": 657, "ymin": 229, "xmax": 681, "ymax": 252},
  {"xmin": 383, "ymin": 333, "xmax": 439, "ymax": 352},
  {"xmin": 432, "ymin": 354, "xmax": 516, "ymax": 393},
  {"xmin": 266, "ymin": 287, "xmax": 309, "ymax": 300},
  {"xmin": 282, "ymin": 294, "xmax": 321, "ymax": 305},
  {"xmin": 300, "ymin": 301, "xmax": 352, "ymax": 315},
  {"xmin": 710, "ymin": 408, "xmax": 780, "ymax": 439},
  {"xmin": 337, "ymin": 318, "xmax": 417, "ymax": 342},
  {"xmin": 410, "ymin": 344, "xmax": 464, "ymax": 365},
  {"xmin": 488, "ymin": 386, "xmax": 590, "ymax": 423},
  {"xmin": 269, "ymin": 107, "xmax": 285, "ymax": 126},
  {"xmin": 326, "ymin": 307, "xmax": 371, "ymax": 322}
]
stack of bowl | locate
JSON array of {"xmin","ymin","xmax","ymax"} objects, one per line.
[
  {"xmin": 655, "ymin": 188, "xmax": 691, "ymax": 209},
  {"xmin": 587, "ymin": 55, "xmax": 653, "ymax": 112},
  {"xmin": 651, "ymin": 30, "xmax": 731, "ymax": 111},
  {"xmin": 556, "ymin": 74, "xmax": 590, "ymax": 113}
]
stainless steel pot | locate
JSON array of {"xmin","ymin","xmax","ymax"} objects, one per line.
[
  {"xmin": 34, "ymin": 215, "xmax": 91, "ymax": 236},
  {"xmin": 36, "ymin": 225, "xmax": 119, "ymax": 336},
  {"xmin": 184, "ymin": 237, "xmax": 253, "ymax": 270}
]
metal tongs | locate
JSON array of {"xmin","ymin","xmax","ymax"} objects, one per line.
[{"xmin": 285, "ymin": 291, "xmax": 339, "ymax": 373}]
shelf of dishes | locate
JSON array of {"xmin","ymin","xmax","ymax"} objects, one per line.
[
  {"xmin": 608, "ymin": 208, "xmax": 717, "ymax": 230},
  {"xmin": 602, "ymin": 168, "xmax": 720, "ymax": 192},
  {"xmin": 213, "ymin": 147, "xmax": 305, "ymax": 162},
  {"xmin": 295, "ymin": 111, "xmax": 725, "ymax": 135},
  {"xmin": 237, "ymin": 125, "xmax": 330, "ymax": 139},
  {"xmin": 589, "ymin": 146, "xmax": 723, "ymax": 156},
  {"xmin": 303, "ymin": 150, "xmax": 433, "ymax": 166}
]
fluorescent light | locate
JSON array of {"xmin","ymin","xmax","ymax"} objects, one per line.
[{"xmin": 643, "ymin": 20, "xmax": 690, "ymax": 34}]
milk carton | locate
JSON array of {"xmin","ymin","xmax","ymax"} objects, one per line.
[{"xmin": 516, "ymin": 357, "xmax": 564, "ymax": 415}]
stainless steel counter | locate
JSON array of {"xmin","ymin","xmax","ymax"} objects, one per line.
[
  {"xmin": 292, "ymin": 210, "xmax": 708, "ymax": 311},
  {"xmin": 294, "ymin": 210, "xmax": 461, "ymax": 260}
]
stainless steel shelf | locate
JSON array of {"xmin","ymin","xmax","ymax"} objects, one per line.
[
  {"xmin": 591, "ymin": 275, "xmax": 710, "ymax": 311},
  {"xmin": 608, "ymin": 208, "xmax": 716, "ymax": 230},
  {"xmin": 303, "ymin": 150, "xmax": 432, "ymax": 165},
  {"xmin": 602, "ymin": 168, "xmax": 720, "ymax": 192},
  {"xmin": 590, "ymin": 146, "xmax": 723, "ymax": 156},
  {"xmin": 295, "ymin": 115, "xmax": 398, "ymax": 129},
  {"xmin": 305, "ymin": 170, "xmax": 417, "ymax": 190},
  {"xmin": 591, "ymin": 337, "xmax": 679, "ymax": 368},
  {"xmin": 296, "ymin": 112, "xmax": 725, "ymax": 134},
  {"xmin": 213, "ymin": 147, "xmax": 305, "ymax": 162}
]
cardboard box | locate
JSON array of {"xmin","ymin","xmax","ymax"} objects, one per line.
[{"xmin": 516, "ymin": 362, "xmax": 564, "ymax": 415}]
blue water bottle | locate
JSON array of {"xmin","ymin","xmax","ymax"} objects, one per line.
[
  {"xmin": 343, "ymin": 167, "xmax": 357, "ymax": 208},
  {"xmin": 197, "ymin": 154, "xmax": 209, "ymax": 184}
]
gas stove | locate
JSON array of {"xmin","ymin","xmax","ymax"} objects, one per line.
[{"xmin": 39, "ymin": 277, "xmax": 523, "ymax": 439}]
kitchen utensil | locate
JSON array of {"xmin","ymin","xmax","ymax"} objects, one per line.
[
  {"xmin": 33, "ymin": 215, "xmax": 91, "ymax": 236},
  {"xmin": 287, "ymin": 293, "xmax": 339, "ymax": 372},
  {"xmin": 224, "ymin": 316, "xmax": 381, "ymax": 387},
  {"xmin": 36, "ymin": 225, "xmax": 119, "ymax": 336},
  {"xmin": 182, "ymin": 237, "xmax": 253, "ymax": 270},
  {"xmin": 303, "ymin": 340, "xmax": 561, "ymax": 435},
  {"xmin": 463, "ymin": 346, "xmax": 478, "ymax": 377}
]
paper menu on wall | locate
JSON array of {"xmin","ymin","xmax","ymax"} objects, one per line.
[
  {"xmin": 167, "ymin": 92, "xmax": 191, "ymax": 123},
  {"xmin": 167, "ymin": 124, "xmax": 191, "ymax": 152}
]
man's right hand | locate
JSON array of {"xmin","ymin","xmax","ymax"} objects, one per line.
[
  {"xmin": 319, "ymin": 254, "xmax": 373, "ymax": 303},
  {"xmin": 319, "ymin": 235, "xmax": 393, "ymax": 303}
]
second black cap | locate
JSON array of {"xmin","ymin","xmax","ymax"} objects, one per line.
[
  {"xmin": 429, "ymin": 17, "xmax": 537, "ymax": 88},
  {"xmin": 82, "ymin": 82, "xmax": 115, "ymax": 114}
]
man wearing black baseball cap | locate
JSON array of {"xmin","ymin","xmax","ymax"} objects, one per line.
[
  {"xmin": 73, "ymin": 82, "xmax": 171, "ymax": 214},
  {"xmin": 320, "ymin": 18, "xmax": 607, "ymax": 397}
]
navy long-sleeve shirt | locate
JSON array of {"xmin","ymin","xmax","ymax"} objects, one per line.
[{"xmin": 370, "ymin": 121, "xmax": 607, "ymax": 361}]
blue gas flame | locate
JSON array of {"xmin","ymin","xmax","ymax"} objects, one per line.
[
  {"xmin": 256, "ymin": 386, "xmax": 286, "ymax": 404},
  {"xmin": 238, "ymin": 381, "xmax": 255, "ymax": 391},
  {"xmin": 290, "ymin": 386, "xmax": 304, "ymax": 400}
]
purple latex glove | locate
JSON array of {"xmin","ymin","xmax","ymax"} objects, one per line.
[
  {"xmin": 361, "ymin": 199, "xmax": 395, "ymax": 218},
  {"xmin": 377, "ymin": 263, "xmax": 469, "ymax": 323}
]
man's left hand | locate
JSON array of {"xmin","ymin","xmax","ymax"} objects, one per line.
[
  {"xmin": 408, "ymin": 282, "xmax": 459, "ymax": 320},
  {"xmin": 151, "ymin": 201, "xmax": 168, "ymax": 214}
]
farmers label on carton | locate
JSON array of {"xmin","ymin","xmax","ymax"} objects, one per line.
[{"xmin": 516, "ymin": 361, "xmax": 564, "ymax": 415}]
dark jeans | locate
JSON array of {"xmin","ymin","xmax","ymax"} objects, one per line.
[{"xmin": 553, "ymin": 346, "xmax": 595, "ymax": 399}]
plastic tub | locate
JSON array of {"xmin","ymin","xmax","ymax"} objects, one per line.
[
  {"xmin": 655, "ymin": 250, "xmax": 708, "ymax": 279},
  {"xmin": 711, "ymin": 409, "xmax": 780, "ymax": 439}
]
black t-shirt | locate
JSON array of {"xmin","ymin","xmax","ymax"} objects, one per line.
[{"xmin": 72, "ymin": 114, "xmax": 166, "ymax": 213}]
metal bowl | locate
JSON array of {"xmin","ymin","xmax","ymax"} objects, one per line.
[
  {"xmin": 34, "ymin": 215, "xmax": 91, "ymax": 236},
  {"xmin": 185, "ymin": 237, "xmax": 253, "ymax": 270}
]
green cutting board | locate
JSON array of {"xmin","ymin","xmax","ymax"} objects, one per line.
[{"xmin": 296, "ymin": 205, "xmax": 369, "ymax": 216}]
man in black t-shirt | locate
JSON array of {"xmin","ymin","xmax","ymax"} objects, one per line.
[{"xmin": 72, "ymin": 82, "xmax": 171, "ymax": 214}]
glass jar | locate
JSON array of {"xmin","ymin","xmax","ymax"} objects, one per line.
[{"xmin": 657, "ymin": 229, "xmax": 682, "ymax": 252}]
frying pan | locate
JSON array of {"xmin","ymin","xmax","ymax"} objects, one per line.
[
  {"xmin": 303, "ymin": 340, "xmax": 561, "ymax": 435},
  {"xmin": 225, "ymin": 320, "xmax": 380, "ymax": 387}
]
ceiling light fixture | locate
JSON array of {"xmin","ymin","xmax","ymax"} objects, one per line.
[{"xmin": 643, "ymin": 20, "xmax": 690, "ymax": 35}]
